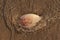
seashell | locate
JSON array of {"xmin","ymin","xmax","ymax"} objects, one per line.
[{"xmin": 18, "ymin": 14, "xmax": 42, "ymax": 29}]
